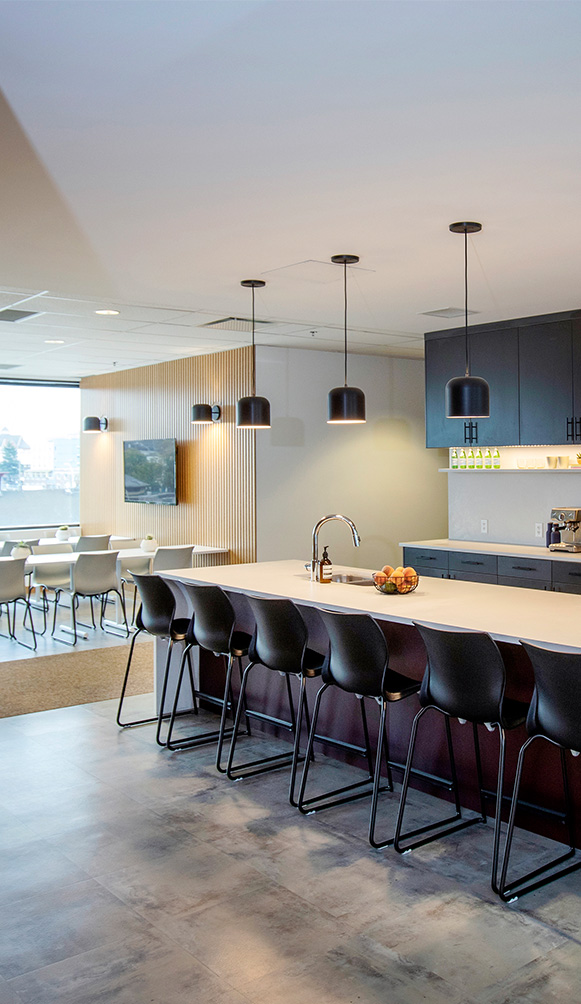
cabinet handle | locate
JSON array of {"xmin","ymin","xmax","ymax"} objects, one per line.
[
  {"xmin": 512, "ymin": 564, "xmax": 536, "ymax": 571},
  {"xmin": 419, "ymin": 555, "xmax": 437, "ymax": 561},
  {"xmin": 567, "ymin": 417, "xmax": 575, "ymax": 441},
  {"xmin": 566, "ymin": 571, "xmax": 581, "ymax": 578},
  {"xmin": 464, "ymin": 421, "xmax": 478, "ymax": 445},
  {"xmin": 576, "ymin": 417, "xmax": 581, "ymax": 441},
  {"xmin": 462, "ymin": 560, "xmax": 484, "ymax": 566}
]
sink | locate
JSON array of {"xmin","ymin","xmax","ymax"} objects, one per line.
[{"xmin": 331, "ymin": 573, "xmax": 375, "ymax": 586}]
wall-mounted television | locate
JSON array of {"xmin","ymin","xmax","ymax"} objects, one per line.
[{"xmin": 123, "ymin": 438, "xmax": 177, "ymax": 505}]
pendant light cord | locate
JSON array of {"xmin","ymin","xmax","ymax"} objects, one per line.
[
  {"xmin": 464, "ymin": 227, "xmax": 470, "ymax": 377},
  {"xmin": 343, "ymin": 260, "xmax": 348, "ymax": 386},
  {"xmin": 251, "ymin": 284, "xmax": 256, "ymax": 396}
]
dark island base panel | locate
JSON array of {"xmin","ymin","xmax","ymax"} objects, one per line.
[{"xmin": 199, "ymin": 622, "xmax": 577, "ymax": 848}]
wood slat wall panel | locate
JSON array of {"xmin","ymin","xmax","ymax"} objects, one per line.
[{"xmin": 80, "ymin": 347, "xmax": 255, "ymax": 564}]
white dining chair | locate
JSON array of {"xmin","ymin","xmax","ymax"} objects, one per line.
[
  {"xmin": 0, "ymin": 556, "xmax": 37, "ymax": 650},
  {"xmin": 28, "ymin": 543, "xmax": 75, "ymax": 634},
  {"xmin": 51, "ymin": 550, "xmax": 128, "ymax": 645}
]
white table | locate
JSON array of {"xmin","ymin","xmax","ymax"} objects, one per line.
[{"xmin": 25, "ymin": 545, "xmax": 229, "ymax": 639}]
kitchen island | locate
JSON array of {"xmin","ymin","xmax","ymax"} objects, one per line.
[{"xmin": 160, "ymin": 559, "xmax": 581, "ymax": 844}]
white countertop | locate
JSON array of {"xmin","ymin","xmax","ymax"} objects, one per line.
[
  {"xmin": 161, "ymin": 558, "xmax": 581, "ymax": 650},
  {"xmin": 400, "ymin": 538, "xmax": 581, "ymax": 563}
]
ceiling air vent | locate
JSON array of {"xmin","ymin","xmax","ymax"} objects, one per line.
[
  {"xmin": 0, "ymin": 308, "xmax": 39, "ymax": 322},
  {"xmin": 201, "ymin": 316, "xmax": 273, "ymax": 332},
  {"xmin": 421, "ymin": 307, "xmax": 480, "ymax": 319}
]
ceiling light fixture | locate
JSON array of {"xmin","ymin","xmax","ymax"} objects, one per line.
[
  {"xmin": 95, "ymin": 309, "xmax": 120, "ymax": 316},
  {"xmin": 236, "ymin": 279, "xmax": 271, "ymax": 429},
  {"xmin": 445, "ymin": 222, "xmax": 490, "ymax": 419},
  {"xmin": 191, "ymin": 404, "xmax": 221, "ymax": 424},
  {"xmin": 327, "ymin": 254, "xmax": 366, "ymax": 424},
  {"xmin": 44, "ymin": 339, "xmax": 65, "ymax": 344},
  {"xmin": 82, "ymin": 416, "xmax": 108, "ymax": 433}
]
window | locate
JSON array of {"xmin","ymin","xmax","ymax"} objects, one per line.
[{"xmin": 0, "ymin": 381, "xmax": 80, "ymax": 530}]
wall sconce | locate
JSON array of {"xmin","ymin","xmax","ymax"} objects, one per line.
[
  {"xmin": 191, "ymin": 404, "xmax": 221, "ymax": 424},
  {"xmin": 82, "ymin": 416, "xmax": 108, "ymax": 433}
]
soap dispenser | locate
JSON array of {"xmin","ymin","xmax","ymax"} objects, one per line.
[{"xmin": 319, "ymin": 545, "xmax": 333, "ymax": 583}]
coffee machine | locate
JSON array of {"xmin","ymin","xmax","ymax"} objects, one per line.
[{"xmin": 549, "ymin": 507, "xmax": 581, "ymax": 552}]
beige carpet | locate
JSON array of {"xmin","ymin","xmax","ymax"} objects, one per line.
[{"xmin": 0, "ymin": 641, "xmax": 154, "ymax": 718}]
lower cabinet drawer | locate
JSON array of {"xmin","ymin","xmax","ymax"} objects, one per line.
[
  {"xmin": 403, "ymin": 547, "xmax": 448, "ymax": 571},
  {"xmin": 448, "ymin": 551, "xmax": 497, "ymax": 575},
  {"xmin": 497, "ymin": 575, "xmax": 550, "ymax": 591},
  {"xmin": 415, "ymin": 565, "xmax": 448, "ymax": 579},
  {"xmin": 497, "ymin": 556, "xmax": 551, "ymax": 581},
  {"xmin": 552, "ymin": 581, "xmax": 581, "ymax": 595},
  {"xmin": 551, "ymin": 560, "xmax": 581, "ymax": 587},
  {"xmin": 449, "ymin": 570, "xmax": 498, "ymax": 585}
]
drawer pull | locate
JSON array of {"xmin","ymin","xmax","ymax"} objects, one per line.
[
  {"xmin": 462, "ymin": 560, "xmax": 484, "ymax": 566},
  {"xmin": 419, "ymin": 555, "xmax": 436, "ymax": 561},
  {"xmin": 566, "ymin": 571, "xmax": 581, "ymax": 578},
  {"xmin": 512, "ymin": 565, "xmax": 536, "ymax": 571}
]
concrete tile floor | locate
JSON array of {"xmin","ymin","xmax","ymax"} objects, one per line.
[{"xmin": 1, "ymin": 695, "xmax": 581, "ymax": 1003}]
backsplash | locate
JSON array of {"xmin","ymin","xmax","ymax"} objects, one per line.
[{"xmin": 447, "ymin": 445, "xmax": 581, "ymax": 545}]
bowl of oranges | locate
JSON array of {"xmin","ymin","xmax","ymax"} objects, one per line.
[{"xmin": 372, "ymin": 564, "xmax": 419, "ymax": 595}]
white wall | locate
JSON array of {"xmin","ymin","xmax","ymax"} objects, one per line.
[{"xmin": 255, "ymin": 346, "xmax": 448, "ymax": 569}]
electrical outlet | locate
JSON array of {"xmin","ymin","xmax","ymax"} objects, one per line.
[
  {"xmin": 480, "ymin": 519, "xmax": 488, "ymax": 534},
  {"xmin": 535, "ymin": 522, "xmax": 544, "ymax": 538}
]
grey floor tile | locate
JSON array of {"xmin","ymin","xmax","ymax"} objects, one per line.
[
  {"xmin": 0, "ymin": 878, "xmax": 155, "ymax": 980},
  {"xmin": 95, "ymin": 839, "xmax": 268, "ymax": 923},
  {"xmin": 159, "ymin": 874, "xmax": 352, "ymax": 987},
  {"xmin": 363, "ymin": 888, "xmax": 568, "ymax": 996},
  {"xmin": 8, "ymin": 930, "xmax": 249, "ymax": 1004},
  {"xmin": 0, "ymin": 836, "xmax": 92, "ymax": 906},
  {"xmin": 473, "ymin": 939, "xmax": 581, "ymax": 1003},
  {"xmin": 240, "ymin": 934, "xmax": 470, "ymax": 1004}
]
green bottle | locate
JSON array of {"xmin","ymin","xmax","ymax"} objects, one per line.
[
  {"xmin": 493, "ymin": 449, "xmax": 501, "ymax": 469},
  {"xmin": 467, "ymin": 449, "xmax": 475, "ymax": 469},
  {"xmin": 475, "ymin": 449, "xmax": 483, "ymax": 469},
  {"xmin": 459, "ymin": 449, "xmax": 466, "ymax": 469},
  {"xmin": 484, "ymin": 449, "xmax": 492, "ymax": 469},
  {"xmin": 451, "ymin": 449, "xmax": 458, "ymax": 469}
]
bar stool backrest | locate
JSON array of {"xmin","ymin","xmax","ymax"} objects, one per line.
[
  {"xmin": 0, "ymin": 541, "xmax": 14, "ymax": 556},
  {"xmin": 318, "ymin": 610, "xmax": 388, "ymax": 696},
  {"xmin": 522, "ymin": 641, "xmax": 581, "ymax": 751},
  {"xmin": 152, "ymin": 546, "xmax": 193, "ymax": 572},
  {"xmin": 72, "ymin": 551, "xmax": 119, "ymax": 595},
  {"xmin": 414, "ymin": 622, "xmax": 507, "ymax": 723},
  {"xmin": 132, "ymin": 571, "xmax": 176, "ymax": 636},
  {"xmin": 247, "ymin": 596, "xmax": 307, "ymax": 674},
  {"xmin": 0, "ymin": 556, "xmax": 27, "ymax": 603},
  {"xmin": 74, "ymin": 535, "xmax": 111, "ymax": 552},
  {"xmin": 181, "ymin": 582, "xmax": 234, "ymax": 653}
]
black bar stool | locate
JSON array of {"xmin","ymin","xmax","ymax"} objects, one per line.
[
  {"xmin": 498, "ymin": 641, "xmax": 581, "ymax": 902},
  {"xmin": 394, "ymin": 622, "xmax": 527, "ymax": 893},
  {"xmin": 297, "ymin": 610, "xmax": 420, "ymax": 847},
  {"xmin": 226, "ymin": 595, "xmax": 325, "ymax": 805},
  {"xmin": 116, "ymin": 572, "xmax": 193, "ymax": 744},
  {"xmin": 164, "ymin": 583, "xmax": 251, "ymax": 759}
]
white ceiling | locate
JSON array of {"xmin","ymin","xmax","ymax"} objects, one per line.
[{"xmin": 0, "ymin": 0, "xmax": 580, "ymax": 380}]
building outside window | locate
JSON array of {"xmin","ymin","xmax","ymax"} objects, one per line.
[{"xmin": 0, "ymin": 381, "xmax": 80, "ymax": 530}]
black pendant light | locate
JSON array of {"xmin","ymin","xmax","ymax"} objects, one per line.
[
  {"xmin": 445, "ymin": 222, "xmax": 490, "ymax": 418},
  {"xmin": 327, "ymin": 254, "xmax": 366, "ymax": 424},
  {"xmin": 236, "ymin": 279, "xmax": 271, "ymax": 429}
]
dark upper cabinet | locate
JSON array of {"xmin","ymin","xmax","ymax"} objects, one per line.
[
  {"xmin": 424, "ymin": 326, "xmax": 519, "ymax": 448},
  {"xmin": 425, "ymin": 310, "xmax": 581, "ymax": 448},
  {"xmin": 424, "ymin": 333, "xmax": 465, "ymax": 447},
  {"xmin": 469, "ymin": 326, "xmax": 519, "ymax": 446},
  {"xmin": 518, "ymin": 320, "xmax": 573, "ymax": 445}
]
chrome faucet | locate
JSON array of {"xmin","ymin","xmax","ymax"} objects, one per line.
[{"xmin": 310, "ymin": 514, "xmax": 361, "ymax": 581}]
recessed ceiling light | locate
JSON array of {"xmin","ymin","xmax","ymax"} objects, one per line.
[
  {"xmin": 44, "ymin": 339, "xmax": 65, "ymax": 344},
  {"xmin": 95, "ymin": 308, "xmax": 120, "ymax": 316}
]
